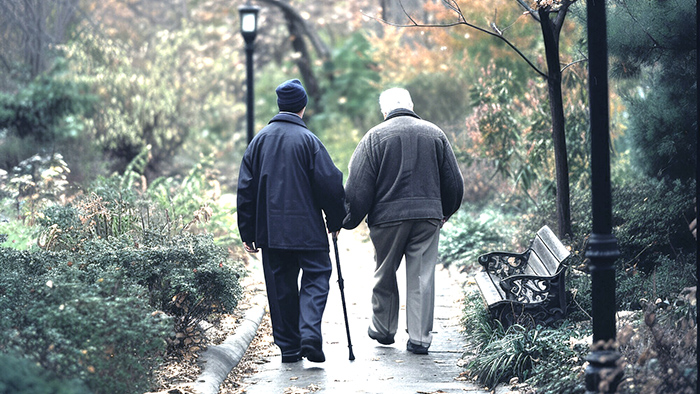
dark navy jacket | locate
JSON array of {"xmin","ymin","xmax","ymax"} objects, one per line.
[{"xmin": 237, "ymin": 113, "xmax": 346, "ymax": 251}]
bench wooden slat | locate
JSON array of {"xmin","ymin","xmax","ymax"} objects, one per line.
[
  {"xmin": 536, "ymin": 225, "xmax": 570, "ymax": 261},
  {"xmin": 530, "ymin": 240, "xmax": 559, "ymax": 276},
  {"xmin": 525, "ymin": 249, "xmax": 550, "ymax": 276},
  {"xmin": 474, "ymin": 271, "xmax": 505, "ymax": 306}
]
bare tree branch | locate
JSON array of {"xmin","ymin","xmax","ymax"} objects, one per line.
[
  {"xmin": 516, "ymin": 0, "xmax": 540, "ymax": 22},
  {"xmin": 561, "ymin": 57, "xmax": 587, "ymax": 73},
  {"xmin": 441, "ymin": 0, "xmax": 465, "ymax": 22},
  {"xmin": 362, "ymin": 2, "xmax": 548, "ymax": 79},
  {"xmin": 0, "ymin": 0, "xmax": 81, "ymax": 78},
  {"xmin": 398, "ymin": 0, "xmax": 420, "ymax": 26}
]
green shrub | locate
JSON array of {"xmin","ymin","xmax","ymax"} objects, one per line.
[
  {"xmin": 605, "ymin": 177, "xmax": 695, "ymax": 310},
  {"xmin": 0, "ymin": 150, "xmax": 246, "ymax": 392},
  {"xmin": 0, "ymin": 247, "xmax": 172, "ymax": 394},
  {"xmin": 146, "ymin": 156, "xmax": 239, "ymax": 248},
  {"xmin": 566, "ymin": 268, "xmax": 593, "ymax": 322},
  {"xmin": 529, "ymin": 355, "xmax": 587, "ymax": 394},
  {"xmin": 0, "ymin": 154, "xmax": 71, "ymax": 225},
  {"xmin": 439, "ymin": 208, "xmax": 510, "ymax": 270},
  {"xmin": 36, "ymin": 204, "xmax": 84, "ymax": 251},
  {"xmin": 461, "ymin": 278, "xmax": 591, "ymax": 393},
  {"xmin": 612, "ymin": 178, "xmax": 696, "ymax": 274},
  {"xmin": 0, "ymin": 353, "xmax": 91, "ymax": 394},
  {"xmin": 0, "ymin": 218, "xmax": 39, "ymax": 250},
  {"xmin": 525, "ymin": 176, "xmax": 696, "ymax": 312},
  {"xmin": 75, "ymin": 232, "xmax": 245, "ymax": 352},
  {"xmin": 0, "ymin": 231, "xmax": 244, "ymax": 393}
]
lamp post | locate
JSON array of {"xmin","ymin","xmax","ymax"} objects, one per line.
[
  {"xmin": 239, "ymin": 3, "xmax": 260, "ymax": 145},
  {"xmin": 584, "ymin": 0, "xmax": 623, "ymax": 392}
]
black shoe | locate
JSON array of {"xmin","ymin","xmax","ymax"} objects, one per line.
[
  {"xmin": 368, "ymin": 327, "xmax": 395, "ymax": 345},
  {"xmin": 301, "ymin": 339, "xmax": 325, "ymax": 363},
  {"xmin": 406, "ymin": 340, "xmax": 429, "ymax": 355},
  {"xmin": 281, "ymin": 351, "xmax": 301, "ymax": 363}
]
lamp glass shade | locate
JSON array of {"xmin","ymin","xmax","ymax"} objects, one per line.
[{"xmin": 241, "ymin": 12, "xmax": 257, "ymax": 33}]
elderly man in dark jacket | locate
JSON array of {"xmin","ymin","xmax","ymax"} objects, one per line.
[
  {"xmin": 343, "ymin": 87, "xmax": 463, "ymax": 355},
  {"xmin": 237, "ymin": 79, "xmax": 346, "ymax": 363}
]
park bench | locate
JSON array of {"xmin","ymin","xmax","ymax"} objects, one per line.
[{"xmin": 474, "ymin": 225, "xmax": 571, "ymax": 327}]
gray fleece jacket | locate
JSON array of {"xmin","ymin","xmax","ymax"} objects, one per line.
[{"xmin": 342, "ymin": 109, "xmax": 464, "ymax": 229}]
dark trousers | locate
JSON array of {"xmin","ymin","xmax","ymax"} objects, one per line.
[{"xmin": 261, "ymin": 248, "xmax": 332, "ymax": 356}]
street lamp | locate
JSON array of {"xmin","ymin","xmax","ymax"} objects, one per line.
[
  {"xmin": 585, "ymin": 0, "xmax": 624, "ymax": 392},
  {"xmin": 239, "ymin": 3, "xmax": 260, "ymax": 144}
]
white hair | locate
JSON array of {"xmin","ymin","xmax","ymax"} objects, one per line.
[{"xmin": 379, "ymin": 88, "xmax": 414, "ymax": 116}]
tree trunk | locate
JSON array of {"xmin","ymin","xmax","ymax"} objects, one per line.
[
  {"xmin": 283, "ymin": 13, "xmax": 322, "ymax": 112},
  {"xmin": 539, "ymin": 8, "xmax": 572, "ymax": 238},
  {"xmin": 258, "ymin": 0, "xmax": 331, "ymax": 114}
]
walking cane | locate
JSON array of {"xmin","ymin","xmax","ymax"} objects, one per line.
[{"xmin": 332, "ymin": 233, "xmax": 355, "ymax": 361}]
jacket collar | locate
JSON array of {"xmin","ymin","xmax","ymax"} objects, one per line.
[
  {"xmin": 269, "ymin": 112, "xmax": 308, "ymax": 129},
  {"xmin": 384, "ymin": 108, "xmax": 421, "ymax": 122}
]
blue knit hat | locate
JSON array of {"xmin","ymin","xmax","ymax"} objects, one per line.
[{"xmin": 276, "ymin": 79, "xmax": 308, "ymax": 113}]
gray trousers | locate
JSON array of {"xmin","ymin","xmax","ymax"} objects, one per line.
[{"xmin": 368, "ymin": 219, "xmax": 440, "ymax": 347}]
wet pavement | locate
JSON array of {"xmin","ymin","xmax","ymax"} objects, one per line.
[{"xmin": 238, "ymin": 228, "xmax": 494, "ymax": 394}]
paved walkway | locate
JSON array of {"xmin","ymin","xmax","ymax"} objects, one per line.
[{"xmin": 237, "ymin": 227, "xmax": 496, "ymax": 394}]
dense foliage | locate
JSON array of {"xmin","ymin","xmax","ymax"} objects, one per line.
[
  {"xmin": 0, "ymin": 64, "xmax": 95, "ymax": 173},
  {"xmin": 442, "ymin": 174, "xmax": 696, "ymax": 392},
  {"xmin": 0, "ymin": 152, "xmax": 245, "ymax": 393},
  {"xmin": 0, "ymin": 353, "xmax": 90, "ymax": 394},
  {"xmin": 0, "ymin": 229, "xmax": 243, "ymax": 393},
  {"xmin": 608, "ymin": 0, "xmax": 697, "ymax": 182}
]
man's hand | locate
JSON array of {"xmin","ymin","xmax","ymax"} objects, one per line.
[{"xmin": 243, "ymin": 241, "xmax": 259, "ymax": 253}]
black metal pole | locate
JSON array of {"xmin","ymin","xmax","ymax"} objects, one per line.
[
  {"xmin": 584, "ymin": 0, "xmax": 623, "ymax": 392},
  {"xmin": 245, "ymin": 41, "xmax": 255, "ymax": 144}
]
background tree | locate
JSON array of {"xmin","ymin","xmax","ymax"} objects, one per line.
[
  {"xmin": 0, "ymin": 0, "xmax": 80, "ymax": 85},
  {"xmin": 0, "ymin": 1, "xmax": 90, "ymax": 175},
  {"xmin": 608, "ymin": 0, "xmax": 697, "ymax": 183},
  {"xmin": 256, "ymin": 0, "xmax": 331, "ymax": 111},
  {"xmin": 375, "ymin": 0, "xmax": 585, "ymax": 238},
  {"xmin": 0, "ymin": 63, "xmax": 94, "ymax": 171}
]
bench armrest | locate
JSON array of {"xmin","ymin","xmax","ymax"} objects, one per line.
[{"xmin": 477, "ymin": 251, "xmax": 529, "ymax": 277}]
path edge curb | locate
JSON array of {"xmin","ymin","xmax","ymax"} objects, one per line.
[{"xmin": 189, "ymin": 293, "xmax": 267, "ymax": 394}]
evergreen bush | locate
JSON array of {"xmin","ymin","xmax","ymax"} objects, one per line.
[
  {"xmin": 528, "ymin": 176, "xmax": 696, "ymax": 312},
  {"xmin": 0, "ymin": 247, "xmax": 172, "ymax": 393},
  {"xmin": 0, "ymin": 353, "xmax": 91, "ymax": 394},
  {"xmin": 438, "ymin": 208, "xmax": 510, "ymax": 270},
  {"xmin": 0, "ymin": 200, "xmax": 245, "ymax": 393}
]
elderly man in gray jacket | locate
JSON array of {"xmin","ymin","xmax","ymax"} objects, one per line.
[{"xmin": 343, "ymin": 87, "xmax": 464, "ymax": 354}]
